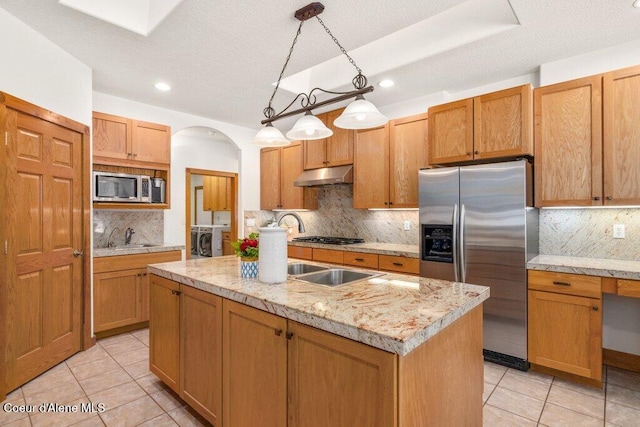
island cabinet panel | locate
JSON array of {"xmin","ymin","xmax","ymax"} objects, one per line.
[
  {"xmin": 149, "ymin": 274, "xmax": 180, "ymax": 393},
  {"xmin": 180, "ymin": 285, "xmax": 222, "ymax": 426},
  {"xmin": 528, "ymin": 271, "xmax": 602, "ymax": 385},
  {"xmin": 398, "ymin": 306, "xmax": 483, "ymax": 427},
  {"xmin": 287, "ymin": 245, "xmax": 313, "ymax": 260},
  {"xmin": 379, "ymin": 255, "xmax": 420, "ymax": 275},
  {"xmin": 343, "ymin": 251, "xmax": 378, "ymax": 269},
  {"xmin": 287, "ymin": 321, "xmax": 397, "ymax": 427},
  {"xmin": 603, "ymin": 65, "xmax": 640, "ymax": 205},
  {"xmin": 534, "ymin": 76, "xmax": 603, "ymax": 207},
  {"xmin": 223, "ymin": 300, "xmax": 288, "ymax": 427}
]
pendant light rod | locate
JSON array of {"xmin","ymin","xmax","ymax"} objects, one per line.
[{"xmin": 261, "ymin": 85, "xmax": 373, "ymax": 125}]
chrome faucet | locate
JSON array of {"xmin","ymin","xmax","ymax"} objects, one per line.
[
  {"xmin": 125, "ymin": 227, "xmax": 135, "ymax": 245},
  {"xmin": 276, "ymin": 212, "xmax": 306, "ymax": 233},
  {"xmin": 106, "ymin": 227, "xmax": 120, "ymax": 248}
]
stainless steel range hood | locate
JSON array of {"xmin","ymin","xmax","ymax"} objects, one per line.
[{"xmin": 294, "ymin": 165, "xmax": 353, "ymax": 187}]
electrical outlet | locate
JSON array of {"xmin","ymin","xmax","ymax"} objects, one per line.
[
  {"xmin": 613, "ymin": 224, "xmax": 625, "ymax": 239},
  {"xmin": 246, "ymin": 218, "xmax": 256, "ymax": 227},
  {"xmin": 403, "ymin": 220, "xmax": 411, "ymax": 231}
]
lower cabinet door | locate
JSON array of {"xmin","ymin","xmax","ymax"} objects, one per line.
[
  {"xmin": 149, "ymin": 274, "xmax": 180, "ymax": 393},
  {"xmin": 528, "ymin": 290, "xmax": 602, "ymax": 381},
  {"xmin": 287, "ymin": 321, "xmax": 396, "ymax": 427},
  {"xmin": 223, "ymin": 300, "xmax": 287, "ymax": 427},
  {"xmin": 93, "ymin": 268, "xmax": 144, "ymax": 332},
  {"xmin": 180, "ymin": 286, "xmax": 222, "ymax": 426}
]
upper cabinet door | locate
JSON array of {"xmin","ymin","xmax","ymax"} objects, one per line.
[
  {"xmin": 428, "ymin": 98, "xmax": 474, "ymax": 164},
  {"xmin": 92, "ymin": 112, "xmax": 131, "ymax": 161},
  {"xmin": 603, "ymin": 65, "xmax": 640, "ymax": 206},
  {"xmin": 303, "ymin": 137, "xmax": 327, "ymax": 170},
  {"xmin": 474, "ymin": 85, "xmax": 533, "ymax": 159},
  {"xmin": 260, "ymin": 147, "xmax": 282, "ymax": 210},
  {"xmin": 389, "ymin": 113, "xmax": 428, "ymax": 208},
  {"xmin": 281, "ymin": 142, "xmax": 305, "ymax": 209},
  {"xmin": 534, "ymin": 76, "xmax": 603, "ymax": 207},
  {"xmin": 354, "ymin": 124, "xmax": 390, "ymax": 209},
  {"xmin": 131, "ymin": 119, "xmax": 171, "ymax": 165},
  {"xmin": 325, "ymin": 108, "xmax": 354, "ymax": 167}
]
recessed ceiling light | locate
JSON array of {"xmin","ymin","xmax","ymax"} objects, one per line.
[
  {"xmin": 154, "ymin": 82, "xmax": 171, "ymax": 91},
  {"xmin": 634, "ymin": 0, "xmax": 640, "ymax": 8},
  {"xmin": 378, "ymin": 79, "xmax": 394, "ymax": 88}
]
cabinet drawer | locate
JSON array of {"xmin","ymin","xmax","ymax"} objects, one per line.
[
  {"xmin": 313, "ymin": 248, "xmax": 344, "ymax": 264},
  {"xmin": 379, "ymin": 255, "xmax": 419, "ymax": 275},
  {"xmin": 288, "ymin": 246, "xmax": 313, "ymax": 261},
  {"xmin": 344, "ymin": 252, "xmax": 378, "ymax": 269},
  {"xmin": 618, "ymin": 279, "xmax": 640, "ymax": 298},
  {"xmin": 528, "ymin": 270, "xmax": 601, "ymax": 298}
]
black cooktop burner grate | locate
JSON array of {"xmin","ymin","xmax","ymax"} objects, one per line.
[{"xmin": 292, "ymin": 236, "xmax": 365, "ymax": 245}]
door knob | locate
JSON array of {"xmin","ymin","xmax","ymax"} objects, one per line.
[{"xmin": 73, "ymin": 249, "xmax": 84, "ymax": 257}]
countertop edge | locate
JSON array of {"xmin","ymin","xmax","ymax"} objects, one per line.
[
  {"xmin": 93, "ymin": 245, "xmax": 184, "ymax": 258},
  {"xmin": 527, "ymin": 255, "xmax": 640, "ymax": 280},
  {"xmin": 288, "ymin": 241, "xmax": 419, "ymax": 258}
]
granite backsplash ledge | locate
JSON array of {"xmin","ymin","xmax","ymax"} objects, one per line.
[
  {"xmin": 539, "ymin": 208, "xmax": 640, "ymax": 261},
  {"xmin": 93, "ymin": 210, "xmax": 164, "ymax": 248},
  {"xmin": 245, "ymin": 185, "xmax": 419, "ymax": 245}
]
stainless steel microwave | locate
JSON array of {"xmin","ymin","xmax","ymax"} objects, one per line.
[{"xmin": 93, "ymin": 171, "xmax": 150, "ymax": 203}]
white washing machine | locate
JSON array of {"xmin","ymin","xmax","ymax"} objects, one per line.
[{"xmin": 193, "ymin": 225, "xmax": 229, "ymax": 258}]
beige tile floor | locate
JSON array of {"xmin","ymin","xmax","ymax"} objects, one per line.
[{"xmin": 2, "ymin": 329, "xmax": 640, "ymax": 426}]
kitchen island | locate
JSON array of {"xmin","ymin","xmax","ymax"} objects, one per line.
[{"xmin": 147, "ymin": 256, "xmax": 489, "ymax": 426}]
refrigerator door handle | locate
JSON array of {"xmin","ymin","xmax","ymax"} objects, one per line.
[
  {"xmin": 460, "ymin": 204, "xmax": 466, "ymax": 283},
  {"xmin": 452, "ymin": 203, "xmax": 459, "ymax": 282}
]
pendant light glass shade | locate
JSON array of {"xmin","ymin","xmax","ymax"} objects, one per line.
[
  {"xmin": 333, "ymin": 95, "xmax": 388, "ymax": 129},
  {"xmin": 251, "ymin": 123, "xmax": 290, "ymax": 146},
  {"xmin": 286, "ymin": 112, "xmax": 333, "ymax": 140}
]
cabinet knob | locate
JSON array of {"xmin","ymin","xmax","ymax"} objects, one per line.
[
  {"xmin": 606, "ymin": 196, "xmax": 613, "ymax": 201},
  {"xmin": 286, "ymin": 332, "xmax": 294, "ymax": 340},
  {"xmin": 171, "ymin": 290, "xmax": 181, "ymax": 296},
  {"xmin": 274, "ymin": 328, "xmax": 283, "ymax": 336},
  {"xmin": 592, "ymin": 306, "xmax": 599, "ymax": 311},
  {"xmin": 466, "ymin": 152, "xmax": 472, "ymax": 156},
  {"xmin": 474, "ymin": 150, "xmax": 479, "ymax": 155},
  {"xmin": 593, "ymin": 196, "xmax": 600, "ymax": 201}
]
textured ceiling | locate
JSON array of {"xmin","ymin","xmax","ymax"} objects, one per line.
[{"xmin": 1, "ymin": 0, "xmax": 640, "ymax": 132}]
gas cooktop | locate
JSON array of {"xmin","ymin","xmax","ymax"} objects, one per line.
[{"xmin": 292, "ymin": 236, "xmax": 365, "ymax": 245}]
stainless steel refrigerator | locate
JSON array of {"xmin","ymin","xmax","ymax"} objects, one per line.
[{"xmin": 419, "ymin": 159, "xmax": 538, "ymax": 370}]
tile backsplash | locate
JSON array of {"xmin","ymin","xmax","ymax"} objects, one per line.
[
  {"xmin": 539, "ymin": 208, "xmax": 640, "ymax": 260},
  {"xmin": 245, "ymin": 185, "xmax": 419, "ymax": 245},
  {"xmin": 93, "ymin": 210, "xmax": 164, "ymax": 248}
]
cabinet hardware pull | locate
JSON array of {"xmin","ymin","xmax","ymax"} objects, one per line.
[
  {"xmin": 355, "ymin": 258, "xmax": 364, "ymax": 261},
  {"xmin": 592, "ymin": 306, "xmax": 599, "ymax": 311},
  {"xmin": 466, "ymin": 152, "xmax": 471, "ymax": 156},
  {"xmin": 393, "ymin": 262, "xmax": 403, "ymax": 266},
  {"xmin": 606, "ymin": 196, "xmax": 612, "ymax": 200},
  {"xmin": 286, "ymin": 332, "xmax": 294, "ymax": 340},
  {"xmin": 275, "ymin": 329, "xmax": 283, "ymax": 336},
  {"xmin": 474, "ymin": 150, "xmax": 479, "ymax": 155},
  {"xmin": 594, "ymin": 196, "xmax": 600, "ymax": 201},
  {"xmin": 171, "ymin": 290, "xmax": 181, "ymax": 296},
  {"xmin": 552, "ymin": 281, "xmax": 571, "ymax": 287}
]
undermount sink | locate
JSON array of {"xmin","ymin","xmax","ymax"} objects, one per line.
[
  {"xmin": 287, "ymin": 263, "xmax": 329, "ymax": 275},
  {"xmin": 294, "ymin": 268, "xmax": 379, "ymax": 287},
  {"xmin": 113, "ymin": 244, "xmax": 159, "ymax": 250}
]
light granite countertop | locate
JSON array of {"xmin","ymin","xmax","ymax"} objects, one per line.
[
  {"xmin": 287, "ymin": 241, "xmax": 419, "ymax": 258},
  {"xmin": 528, "ymin": 255, "xmax": 640, "ymax": 280},
  {"xmin": 93, "ymin": 244, "xmax": 184, "ymax": 258},
  {"xmin": 147, "ymin": 256, "xmax": 489, "ymax": 356}
]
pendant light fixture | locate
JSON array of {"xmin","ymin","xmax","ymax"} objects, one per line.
[{"xmin": 252, "ymin": 2, "xmax": 388, "ymax": 146}]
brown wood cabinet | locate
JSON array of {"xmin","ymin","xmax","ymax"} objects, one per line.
[
  {"xmin": 149, "ymin": 274, "xmax": 223, "ymax": 425},
  {"xmin": 528, "ymin": 270, "xmax": 602, "ymax": 385},
  {"xmin": 93, "ymin": 112, "xmax": 171, "ymax": 166},
  {"xmin": 354, "ymin": 113, "xmax": 429, "ymax": 209},
  {"xmin": 429, "ymin": 85, "xmax": 533, "ymax": 165},
  {"xmin": 343, "ymin": 251, "xmax": 378, "ymax": 269},
  {"xmin": 260, "ymin": 142, "xmax": 317, "ymax": 210},
  {"xmin": 312, "ymin": 248, "xmax": 344, "ymax": 264},
  {"xmin": 222, "ymin": 231, "xmax": 234, "ymax": 256},
  {"xmin": 303, "ymin": 108, "xmax": 354, "ymax": 170},
  {"xmin": 203, "ymin": 176, "xmax": 231, "ymax": 211},
  {"xmin": 379, "ymin": 254, "xmax": 420, "ymax": 275},
  {"xmin": 93, "ymin": 251, "xmax": 180, "ymax": 335}
]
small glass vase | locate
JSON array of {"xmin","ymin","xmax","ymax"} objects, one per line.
[{"xmin": 240, "ymin": 258, "xmax": 259, "ymax": 278}]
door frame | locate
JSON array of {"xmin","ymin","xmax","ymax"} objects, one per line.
[
  {"xmin": 0, "ymin": 92, "xmax": 92, "ymax": 400},
  {"xmin": 185, "ymin": 168, "xmax": 238, "ymax": 259}
]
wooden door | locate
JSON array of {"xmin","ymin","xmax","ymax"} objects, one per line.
[
  {"xmin": 92, "ymin": 111, "xmax": 131, "ymax": 161},
  {"xmin": 603, "ymin": 65, "xmax": 640, "ymax": 205},
  {"xmin": 260, "ymin": 147, "xmax": 281, "ymax": 209},
  {"xmin": 325, "ymin": 108, "xmax": 354, "ymax": 166},
  {"xmin": 93, "ymin": 268, "xmax": 144, "ymax": 333},
  {"xmin": 389, "ymin": 113, "xmax": 428, "ymax": 208},
  {"xmin": 474, "ymin": 84, "xmax": 533, "ymax": 159},
  {"xmin": 287, "ymin": 321, "xmax": 396, "ymax": 427},
  {"xmin": 131, "ymin": 119, "xmax": 171, "ymax": 164},
  {"xmin": 534, "ymin": 76, "xmax": 603, "ymax": 207},
  {"xmin": 528, "ymin": 290, "xmax": 602, "ymax": 381},
  {"xmin": 223, "ymin": 300, "xmax": 287, "ymax": 427},
  {"xmin": 428, "ymin": 98, "xmax": 474, "ymax": 164},
  {"xmin": 149, "ymin": 274, "xmax": 180, "ymax": 393},
  {"xmin": 180, "ymin": 285, "xmax": 222, "ymax": 426},
  {"xmin": 281, "ymin": 142, "xmax": 305, "ymax": 209},
  {"xmin": 5, "ymin": 110, "xmax": 84, "ymax": 391},
  {"xmin": 353, "ymin": 124, "xmax": 390, "ymax": 209}
]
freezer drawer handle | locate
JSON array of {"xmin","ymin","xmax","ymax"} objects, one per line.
[{"xmin": 552, "ymin": 281, "xmax": 571, "ymax": 287}]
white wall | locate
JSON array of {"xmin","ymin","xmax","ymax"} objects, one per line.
[
  {"xmin": 92, "ymin": 92, "xmax": 262, "ymax": 243},
  {"xmin": 0, "ymin": 7, "xmax": 92, "ymax": 125}
]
